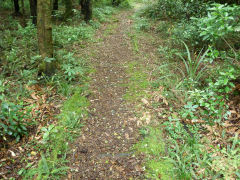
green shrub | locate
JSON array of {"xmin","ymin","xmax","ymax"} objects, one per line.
[
  {"xmin": 195, "ymin": 3, "xmax": 240, "ymax": 45},
  {"xmin": 0, "ymin": 0, "xmax": 12, "ymax": 9},
  {"xmin": 93, "ymin": 6, "xmax": 115, "ymax": 22},
  {"xmin": 93, "ymin": 0, "xmax": 112, "ymax": 6},
  {"xmin": 134, "ymin": 17, "xmax": 150, "ymax": 31},
  {"xmin": 182, "ymin": 66, "xmax": 237, "ymax": 125},
  {"xmin": 144, "ymin": 0, "xmax": 185, "ymax": 20},
  {"xmin": 172, "ymin": 3, "xmax": 240, "ymax": 48},
  {"xmin": 181, "ymin": 0, "xmax": 208, "ymax": 18},
  {"xmin": 172, "ymin": 19, "xmax": 204, "ymax": 47},
  {"xmin": 141, "ymin": 0, "xmax": 207, "ymax": 20},
  {"xmin": 60, "ymin": 52, "xmax": 87, "ymax": 81},
  {"xmin": 54, "ymin": 24, "xmax": 94, "ymax": 46},
  {"xmin": 1, "ymin": 21, "xmax": 37, "ymax": 76},
  {"xmin": 0, "ymin": 101, "xmax": 33, "ymax": 142},
  {"xmin": 118, "ymin": 0, "xmax": 131, "ymax": 8}
]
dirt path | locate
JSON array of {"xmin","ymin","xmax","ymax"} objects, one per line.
[{"xmin": 68, "ymin": 10, "xmax": 148, "ymax": 180}]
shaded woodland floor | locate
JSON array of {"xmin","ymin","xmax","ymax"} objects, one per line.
[
  {"xmin": 0, "ymin": 4, "xmax": 162, "ymax": 179},
  {"xmin": 1, "ymin": 1, "xmax": 240, "ymax": 179}
]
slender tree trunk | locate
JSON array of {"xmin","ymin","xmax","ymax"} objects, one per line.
[
  {"xmin": 37, "ymin": 0, "xmax": 55, "ymax": 76},
  {"xmin": 64, "ymin": 0, "xmax": 73, "ymax": 18},
  {"xmin": 80, "ymin": 0, "xmax": 85, "ymax": 15},
  {"xmin": 13, "ymin": 0, "xmax": 21, "ymax": 15},
  {"xmin": 29, "ymin": 0, "xmax": 37, "ymax": 25},
  {"xmin": 112, "ymin": 0, "xmax": 120, "ymax": 6},
  {"xmin": 52, "ymin": 0, "xmax": 58, "ymax": 14},
  {"xmin": 80, "ymin": 0, "xmax": 92, "ymax": 22},
  {"xmin": 20, "ymin": 0, "xmax": 25, "ymax": 15}
]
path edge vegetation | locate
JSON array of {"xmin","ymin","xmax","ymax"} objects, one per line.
[
  {"xmin": 131, "ymin": 0, "xmax": 240, "ymax": 179},
  {"xmin": 124, "ymin": 17, "xmax": 175, "ymax": 179},
  {"xmin": 23, "ymin": 85, "xmax": 90, "ymax": 179},
  {"xmin": 124, "ymin": 59, "xmax": 175, "ymax": 179}
]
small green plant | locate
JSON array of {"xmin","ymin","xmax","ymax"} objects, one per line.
[
  {"xmin": 158, "ymin": 45, "xmax": 179, "ymax": 59},
  {"xmin": 177, "ymin": 42, "xmax": 209, "ymax": 83},
  {"xmin": 54, "ymin": 24, "xmax": 94, "ymax": 46},
  {"xmin": 163, "ymin": 117, "xmax": 218, "ymax": 179},
  {"xmin": 212, "ymin": 134, "xmax": 240, "ymax": 179},
  {"xmin": 181, "ymin": 101, "xmax": 198, "ymax": 120},
  {"xmin": 23, "ymin": 154, "xmax": 69, "ymax": 180},
  {"xmin": 182, "ymin": 66, "xmax": 237, "ymax": 125},
  {"xmin": 62, "ymin": 64, "xmax": 84, "ymax": 81},
  {"xmin": 134, "ymin": 17, "xmax": 150, "ymax": 31},
  {"xmin": 41, "ymin": 125, "xmax": 58, "ymax": 144},
  {"xmin": 93, "ymin": 6, "xmax": 115, "ymax": 22},
  {"xmin": 60, "ymin": 52, "xmax": 86, "ymax": 81},
  {"xmin": 0, "ymin": 80, "xmax": 6, "ymax": 100},
  {"xmin": 205, "ymin": 46, "xmax": 220, "ymax": 63},
  {"xmin": 0, "ymin": 102, "xmax": 32, "ymax": 141}
]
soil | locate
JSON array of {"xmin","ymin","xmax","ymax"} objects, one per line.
[{"xmin": 67, "ymin": 10, "xmax": 150, "ymax": 180}]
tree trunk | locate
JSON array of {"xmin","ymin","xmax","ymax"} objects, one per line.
[
  {"xmin": 52, "ymin": 0, "xmax": 58, "ymax": 14},
  {"xmin": 13, "ymin": 0, "xmax": 21, "ymax": 15},
  {"xmin": 20, "ymin": 0, "xmax": 25, "ymax": 15},
  {"xmin": 80, "ymin": 0, "xmax": 92, "ymax": 22},
  {"xmin": 112, "ymin": 0, "xmax": 121, "ymax": 6},
  {"xmin": 64, "ymin": 0, "xmax": 73, "ymax": 18},
  {"xmin": 37, "ymin": 0, "xmax": 55, "ymax": 76},
  {"xmin": 80, "ymin": 0, "xmax": 85, "ymax": 15},
  {"xmin": 29, "ymin": 0, "xmax": 37, "ymax": 25}
]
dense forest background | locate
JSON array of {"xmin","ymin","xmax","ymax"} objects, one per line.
[{"xmin": 0, "ymin": 0, "xmax": 240, "ymax": 179}]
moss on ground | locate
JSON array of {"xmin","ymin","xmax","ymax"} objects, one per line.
[
  {"xmin": 135, "ymin": 128, "xmax": 175, "ymax": 180},
  {"xmin": 123, "ymin": 61, "xmax": 150, "ymax": 101},
  {"xmin": 123, "ymin": 56, "xmax": 174, "ymax": 180},
  {"xmin": 124, "ymin": 18, "xmax": 175, "ymax": 180}
]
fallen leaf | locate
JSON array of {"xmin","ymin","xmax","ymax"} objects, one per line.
[
  {"xmin": 31, "ymin": 92, "xmax": 38, "ymax": 100},
  {"xmin": 31, "ymin": 151, "xmax": 37, "ymax": 156},
  {"xmin": 142, "ymin": 112, "xmax": 151, "ymax": 125},
  {"xmin": 9, "ymin": 150, "xmax": 16, "ymax": 157},
  {"xmin": 141, "ymin": 98, "xmax": 150, "ymax": 106}
]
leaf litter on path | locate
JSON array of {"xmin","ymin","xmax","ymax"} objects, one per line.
[{"xmin": 67, "ymin": 11, "xmax": 146, "ymax": 179}]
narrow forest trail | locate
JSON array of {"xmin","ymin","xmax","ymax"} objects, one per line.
[{"xmin": 68, "ymin": 8, "xmax": 158, "ymax": 179}]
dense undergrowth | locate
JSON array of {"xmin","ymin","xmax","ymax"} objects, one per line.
[
  {"xmin": 0, "ymin": 1, "xmax": 119, "ymax": 179},
  {"xmin": 134, "ymin": 0, "xmax": 240, "ymax": 179}
]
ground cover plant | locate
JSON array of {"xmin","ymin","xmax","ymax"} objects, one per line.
[
  {"xmin": 0, "ymin": 0, "xmax": 122, "ymax": 179},
  {"xmin": 134, "ymin": 0, "xmax": 240, "ymax": 179}
]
